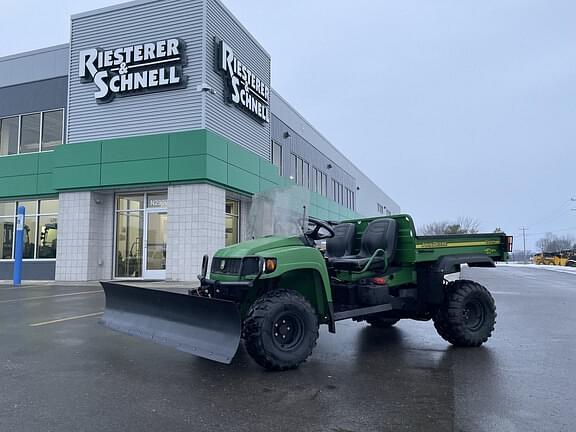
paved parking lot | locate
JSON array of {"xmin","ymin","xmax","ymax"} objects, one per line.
[{"xmin": 1, "ymin": 267, "xmax": 575, "ymax": 432}]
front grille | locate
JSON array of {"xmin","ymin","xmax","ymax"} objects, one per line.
[
  {"xmin": 211, "ymin": 258, "xmax": 242, "ymax": 275},
  {"xmin": 240, "ymin": 257, "xmax": 261, "ymax": 276},
  {"xmin": 210, "ymin": 256, "xmax": 262, "ymax": 276}
]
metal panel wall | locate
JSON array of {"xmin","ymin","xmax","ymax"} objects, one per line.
[
  {"xmin": 0, "ymin": 45, "xmax": 69, "ymax": 88},
  {"xmin": 204, "ymin": 0, "xmax": 271, "ymax": 159},
  {"xmin": 0, "ymin": 77, "xmax": 67, "ymax": 118},
  {"xmin": 0, "ymin": 261, "xmax": 56, "ymax": 281},
  {"xmin": 271, "ymin": 91, "xmax": 400, "ymax": 216},
  {"xmin": 67, "ymin": 0, "xmax": 205, "ymax": 143},
  {"xmin": 271, "ymin": 115, "xmax": 356, "ymax": 194}
]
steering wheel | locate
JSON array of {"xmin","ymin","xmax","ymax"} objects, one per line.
[{"xmin": 305, "ymin": 217, "xmax": 335, "ymax": 241}]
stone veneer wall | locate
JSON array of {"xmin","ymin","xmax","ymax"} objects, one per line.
[
  {"xmin": 166, "ymin": 183, "xmax": 225, "ymax": 281},
  {"xmin": 55, "ymin": 191, "xmax": 114, "ymax": 281}
]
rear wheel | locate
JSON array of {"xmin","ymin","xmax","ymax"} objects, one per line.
[
  {"xmin": 433, "ymin": 280, "xmax": 496, "ymax": 347},
  {"xmin": 244, "ymin": 289, "xmax": 319, "ymax": 371},
  {"xmin": 366, "ymin": 316, "xmax": 400, "ymax": 328}
]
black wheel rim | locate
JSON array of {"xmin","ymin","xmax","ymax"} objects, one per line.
[
  {"xmin": 272, "ymin": 312, "xmax": 305, "ymax": 351},
  {"xmin": 463, "ymin": 299, "xmax": 486, "ymax": 331}
]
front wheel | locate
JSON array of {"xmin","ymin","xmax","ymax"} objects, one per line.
[
  {"xmin": 243, "ymin": 289, "xmax": 319, "ymax": 371},
  {"xmin": 433, "ymin": 280, "xmax": 496, "ymax": 347}
]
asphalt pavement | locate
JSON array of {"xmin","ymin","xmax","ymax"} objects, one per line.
[{"xmin": 0, "ymin": 267, "xmax": 574, "ymax": 432}]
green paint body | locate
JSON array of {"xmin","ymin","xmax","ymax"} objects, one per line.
[{"xmin": 209, "ymin": 214, "xmax": 509, "ymax": 322}]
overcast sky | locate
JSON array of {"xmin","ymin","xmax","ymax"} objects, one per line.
[{"xmin": 1, "ymin": 0, "xmax": 574, "ymax": 249}]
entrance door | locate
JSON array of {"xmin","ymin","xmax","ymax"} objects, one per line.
[
  {"xmin": 142, "ymin": 210, "xmax": 167, "ymax": 279},
  {"xmin": 115, "ymin": 192, "xmax": 167, "ymax": 280}
]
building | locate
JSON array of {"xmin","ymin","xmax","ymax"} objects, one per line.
[{"xmin": 0, "ymin": 0, "xmax": 399, "ymax": 282}]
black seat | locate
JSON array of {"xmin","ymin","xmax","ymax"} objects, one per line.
[
  {"xmin": 325, "ymin": 223, "xmax": 356, "ymax": 258},
  {"xmin": 329, "ymin": 218, "xmax": 397, "ymax": 272}
]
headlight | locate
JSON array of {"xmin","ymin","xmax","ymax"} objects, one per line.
[{"xmin": 264, "ymin": 258, "xmax": 277, "ymax": 273}]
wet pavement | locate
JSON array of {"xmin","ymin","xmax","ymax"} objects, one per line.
[{"xmin": 0, "ymin": 267, "xmax": 574, "ymax": 432}]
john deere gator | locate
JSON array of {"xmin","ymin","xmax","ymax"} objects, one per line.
[{"xmin": 101, "ymin": 205, "xmax": 512, "ymax": 371}]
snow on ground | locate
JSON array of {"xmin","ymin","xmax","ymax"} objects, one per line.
[{"xmin": 498, "ymin": 262, "xmax": 576, "ymax": 276}]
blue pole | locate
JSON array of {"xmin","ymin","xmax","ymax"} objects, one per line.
[{"xmin": 13, "ymin": 206, "xmax": 25, "ymax": 286}]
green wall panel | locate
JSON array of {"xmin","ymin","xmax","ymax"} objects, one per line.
[
  {"xmin": 0, "ymin": 154, "xmax": 38, "ymax": 177},
  {"xmin": 36, "ymin": 174, "xmax": 54, "ymax": 195},
  {"xmin": 169, "ymin": 155, "xmax": 207, "ymax": 182},
  {"xmin": 38, "ymin": 152, "xmax": 56, "ymax": 174},
  {"xmin": 102, "ymin": 134, "xmax": 169, "ymax": 163},
  {"xmin": 169, "ymin": 130, "xmax": 209, "ymax": 157},
  {"xmin": 228, "ymin": 143, "xmax": 260, "ymax": 175},
  {"xmin": 259, "ymin": 178, "xmax": 277, "ymax": 192},
  {"xmin": 52, "ymin": 165, "xmax": 101, "ymax": 190},
  {"xmin": 0, "ymin": 129, "xmax": 361, "ymax": 221},
  {"xmin": 228, "ymin": 165, "xmax": 259, "ymax": 194},
  {"xmin": 55, "ymin": 141, "xmax": 102, "ymax": 167},
  {"xmin": 204, "ymin": 130, "xmax": 230, "ymax": 161},
  {"xmin": 205, "ymin": 156, "xmax": 228, "ymax": 185},
  {"xmin": 0, "ymin": 175, "xmax": 38, "ymax": 198},
  {"xmin": 101, "ymin": 159, "xmax": 169, "ymax": 186},
  {"xmin": 259, "ymin": 159, "xmax": 279, "ymax": 183}
]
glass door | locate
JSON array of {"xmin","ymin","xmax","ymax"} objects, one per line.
[
  {"xmin": 142, "ymin": 210, "xmax": 167, "ymax": 279},
  {"xmin": 115, "ymin": 192, "xmax": 167, "ymax": 279}
]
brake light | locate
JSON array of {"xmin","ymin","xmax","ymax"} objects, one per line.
[
  {"xmin": 506, "ymin": 236, "xmax": 513, "ymax": 253},
  {"xmin": 371, "ymin": 277, "xmax": 387, "ymax": 285}
]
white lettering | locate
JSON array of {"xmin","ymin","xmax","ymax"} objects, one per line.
[
  {"xmin": 231, "ymin": 76, "xmax": 240, "ymax": 103},
  {"xmin": 167, "ymin": 39, "xmax": 179, "ymax": 57},
  {"xmin": 93, "ymin": 71, "xmax": 109, "ymax": 99},
  {"xmin": 169, "ymin": 66, "xmax": 180, "ymax": 84},
  {"xmin": 109, "ymin": 75, "xmax": 120, "ymax": 93},
  {"xmin": 144, "ymin": 43, "xmax": 155, "ymax": 61},
  {"xmin": 148, "ymin": 69, "xmax": 159, "ymax": 87},
  {"xmin": 156, "ymin": 40, "xmax": 166, "ymax": 57},
  {"xmin": 79, "ymin": 49, "xmax": 98, "ymax": 78},
  {"xmin": 133, "ymin": 45, "xmax": 143, "ymax": 62}
]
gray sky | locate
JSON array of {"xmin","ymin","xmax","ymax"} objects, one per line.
[{"xmin": 1, "ymin": 0, "xmax": 575, "ymax": 249}]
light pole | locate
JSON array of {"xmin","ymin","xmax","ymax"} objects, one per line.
[{"xmin": 519, "ymin": 227, "xmax": 528, "ymax": 264}]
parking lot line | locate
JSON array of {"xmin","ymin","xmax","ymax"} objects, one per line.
[
  {"xmin": 29, "ymin": 312, "xmax": 104, "ymax": 327},
  {"xmin": 0, "ymin": 290, "xmax": 102, "ymax": 304}
]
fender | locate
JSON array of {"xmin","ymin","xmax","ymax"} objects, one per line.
[{"xmin": 435, "ymin": 253, "xmax": 495, "ymax": 274}]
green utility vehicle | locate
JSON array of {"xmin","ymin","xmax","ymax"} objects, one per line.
[{"xmin": 102, "ymin": 193, "xmax": 512, "ymax": 370}]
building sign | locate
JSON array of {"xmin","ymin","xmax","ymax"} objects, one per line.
[
  {"xmin": 217, "ymin": 40, "xmax": 270, "ymax": 123},
  {"xmin": 78, "ymin": 38, "xmax": 187, "ymax": 103}
]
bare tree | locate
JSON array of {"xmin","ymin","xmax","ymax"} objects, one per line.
[
  {"xmin": 420, "ymin": 217, "xmax": 481, "ymax": 235},
  {"xmin": 536, "ymin": 233, "xmax": 575, "ymax": 252}
]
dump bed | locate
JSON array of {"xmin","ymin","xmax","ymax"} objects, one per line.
[{"xmin": 415, "ymin": 233, "xmax": 510, "ymax": 263}]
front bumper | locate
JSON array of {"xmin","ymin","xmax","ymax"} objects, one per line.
[
  {"xmin": 193, "ymin": 278, "xmax": 253, "ymax": 302},
  {"xmin": 194, "ymin": 255, "xmax": 265, "ymax": 302}
]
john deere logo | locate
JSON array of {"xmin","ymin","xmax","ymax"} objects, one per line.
[{"xmin": 219, "ymin": 260, "xmax": 226, "ymax": 271}]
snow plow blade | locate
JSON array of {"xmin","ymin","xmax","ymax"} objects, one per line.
[{"xmin": 100, "ymin": 281, "xmax": 241, "ymax": 364}]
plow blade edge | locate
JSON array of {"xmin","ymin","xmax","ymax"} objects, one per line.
[{"xmin": 100, "ymin": 282, "xmax": 241, "ymax": 364}]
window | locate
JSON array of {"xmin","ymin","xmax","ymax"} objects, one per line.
[
  {"xmin": 271, "ymin": 141, "xmax": 282, "ymax": 174},
  {"xmin": 225, "ymin": 200, "xmax": 240, "ymax": 246},
  {"xmin": 332, "ymin": 179, "xmax": 345, "ymax": 205},
  {"xmin": 0, "ymin": 198, "xmax": 58, "ymax": 260},
  {"xmin": 0, "ymin": 117, "xmax": 19, "ymax": 156},
  {"xmin": 20, "ymin": 113, "xmax": 41, "ymax": 154},
  {"xmin": 311, "ymin": 168, "xmax": 320, "ymax": 193},
  {"xmin": 344, "ymin": 188, "xmax": 355, "ymax": 211},
  {"xmin": 291, "ymin": 154, "xmax": 309, "ymax": 187},
  {"xmin": 41, "ymin": 110, "xmax": 64, "ymax": 151},
  {"xmin": 0, "ymin": 109, "xmax": 64, "ymax": 156},
  {"xmin": 0, "ymin": 201, "xmax": 15, "ymax": 259},
  {"xmin": 377, "ymin": 203, "xmax": 384, "ymax": 214}
]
